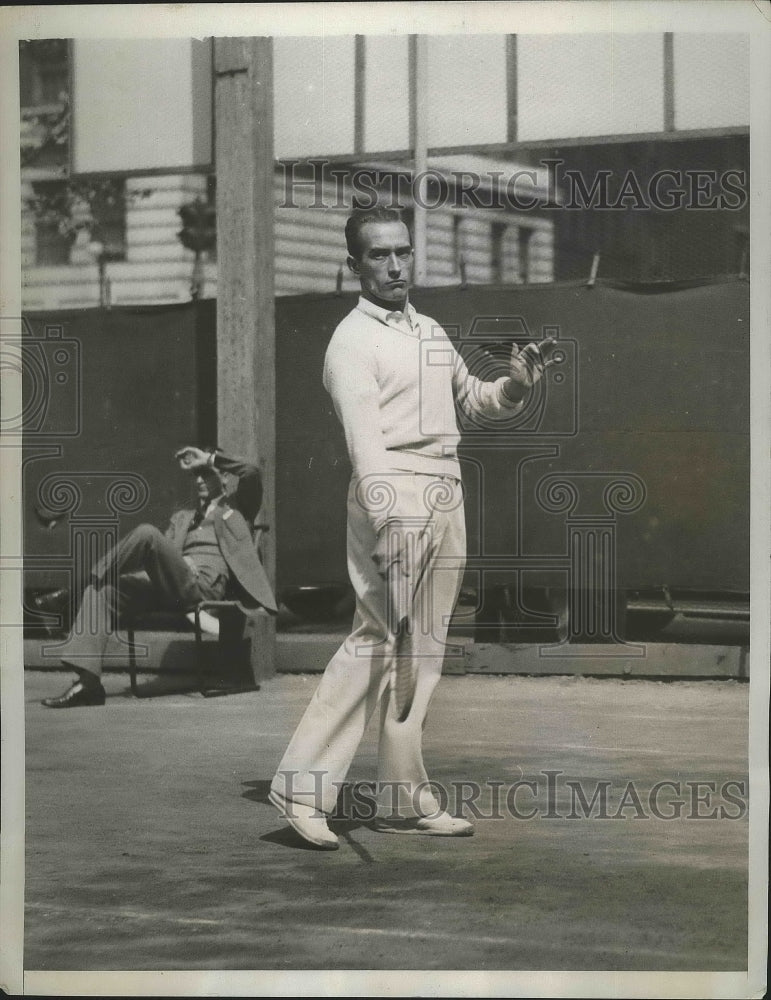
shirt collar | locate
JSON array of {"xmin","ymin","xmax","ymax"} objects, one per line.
[
  {"xmin": 198, "ymin": 492, "xmax": 225, "ymax": 515},
  {"xmin": 356, "ymin": 296, "xmax": 419, "ymax": 333}
]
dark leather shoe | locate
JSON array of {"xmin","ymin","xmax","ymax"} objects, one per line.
[{"xmin": 41, "ymin": 679, "xmax": 106, "ymax": 709}]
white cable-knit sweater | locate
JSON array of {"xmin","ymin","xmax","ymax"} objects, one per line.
[{"xmin": 324, "ymin": 297, "xmax": 522, "ymax": 527}]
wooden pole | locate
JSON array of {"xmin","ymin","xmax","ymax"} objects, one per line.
[
  {"xmin": 409, "ymin": 35, "xmax": 429, "ymax": 285},
  {"xmin": 213, "ymin": 36, "xmax": 276, "ymax": 680}
]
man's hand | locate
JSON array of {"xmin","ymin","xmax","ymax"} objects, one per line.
[
  {"xmin": 372, "ymin": 518, "xmax": 413, "ymax": 580},
  {"xmin": 374, "ymin": 518, "xmax": 425, "ymax": 637},
  {"xmin": 175, "ymin": 446, "xmax": 212, "ymax": 471},
  {"xmin": 501, "ymin": 337, "xmax": 559, "ymax": 405}
]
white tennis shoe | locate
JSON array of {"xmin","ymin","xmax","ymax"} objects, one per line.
[
  {"xmin": 374, "ymin": 812, "xmax": 475, "ymax": 837},
  {"xmin": 268, "ymin": 789, "xmax": 340, "ymax": 850}
]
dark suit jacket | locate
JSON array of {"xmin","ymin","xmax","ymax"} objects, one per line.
[{"xmin": 165, "ymin": 451, "xmax": 278, "ymax": 614}]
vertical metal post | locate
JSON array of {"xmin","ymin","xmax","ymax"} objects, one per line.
[
  {"xmin": 97, "ymin": 254, "xmax": 108, "ymax": 309},
  {"xmin": 354, "ymin": 35, "xmax": 366, "ymax": 155},
  {"xmin": 409, "ymin": 34, "xmax": 429, "ymax": 286},
  {"xmin": 506, "ymin": 35, "xmax": 518, "ymax": 144},
  {"xmin": 213, "ymin": 37, "xmax": 276, "ymax": 680},
  {"xmin": 663, "ymin": 32, "xmax": 675, "ymax": 132}
]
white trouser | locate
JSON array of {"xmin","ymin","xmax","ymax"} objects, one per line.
[{"xmin": 271, "ymin": 472, "xmax": 466, "ymax": 818}]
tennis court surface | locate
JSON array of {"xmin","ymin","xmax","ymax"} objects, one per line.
[{"xmin": 22, "ymin": 669, "xmax": 748, "ymax": 973}]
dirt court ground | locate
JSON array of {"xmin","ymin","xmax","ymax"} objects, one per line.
[{"xmin": 21, "ymin": 669, "xmax": 748, "ymax": 975}]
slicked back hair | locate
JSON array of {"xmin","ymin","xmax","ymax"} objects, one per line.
[{"xmin": 345, "ymin": 205, "xmax": 411, "ymax": 260}]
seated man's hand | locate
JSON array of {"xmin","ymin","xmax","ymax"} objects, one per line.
[
  {"xmin": 175, "ymin": 446, "xmax": 212, "ymax": 471},
  {"xmin": 501, "ymin": 337, "xmax": 558, "ymax": 405}
]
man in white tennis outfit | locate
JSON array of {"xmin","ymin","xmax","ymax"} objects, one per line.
[{"xmin": 270, "ymin": 205, "xmax": 553, "ymax": 849}]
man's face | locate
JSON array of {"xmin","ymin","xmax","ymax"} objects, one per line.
[
  {"xmin": 195, "ymin": 468, "xmax": 224, "ymax": 504},
  {"xmin": 348, "ymin": 220, "xmax": 414, "ymax": 307}
]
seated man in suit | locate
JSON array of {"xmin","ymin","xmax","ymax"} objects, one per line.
[{"xmin": 42, "ymin": 446, "xmax": 277, "ymax": 708}]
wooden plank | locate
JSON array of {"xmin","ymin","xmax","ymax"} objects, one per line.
[
  {"xmin": 275, "ymin": 634, "xmax": 347, "ymax": 675},
  {"xmin": 465, "ymin": 642, "xmax": 748, "ymax": 678},
  {"xmin": 214, "ymin": 36, "xmax": 276, "ymax": 680},
  {"xmin": 25, "ymin": 636, "xmax": 749, "ymax": 679},
  {"xmin": 25, "ymin": 631, "xmax": 217, "ymax": 674}
]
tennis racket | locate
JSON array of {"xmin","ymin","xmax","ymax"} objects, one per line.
[
  {"xmin": 386, "ymin": 525, "xmax": 430, "ymax": 723},
  {"xmin": 390, "ymin": 614, "xmax": 415, "ymax": 723}
]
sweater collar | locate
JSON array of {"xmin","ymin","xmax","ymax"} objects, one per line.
[{"xmin": 356, "ymin": 296, "xmax": 419, "ymax": 334}]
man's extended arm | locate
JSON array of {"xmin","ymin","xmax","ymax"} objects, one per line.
[{"xmin": 453, "ymin": 337, "xmax": 556, "ymax": 418}]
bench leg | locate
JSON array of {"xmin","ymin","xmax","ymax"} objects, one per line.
[
  {"xmin": 128, "ymin": 620, "xmax": 198, "ymax": 699},
  {"xmin": 198, "ymin": 606, "xmax": 259, "ymax": 698},
  {"xmin": 127, "ymin": 624, "xmax": 139, "ymax": 697}
]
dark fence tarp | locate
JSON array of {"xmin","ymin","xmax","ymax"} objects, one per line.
[
  {"xmin": 276, "ymin": 277, "xmax": 749, "ymax": 594},
  {"xmin": 22, "ymin": 303, "xmax": 217, "ymax": 594},
  {"xmin": 23, "ymin": 276, "xmax": 749, "ymax": 597}
]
